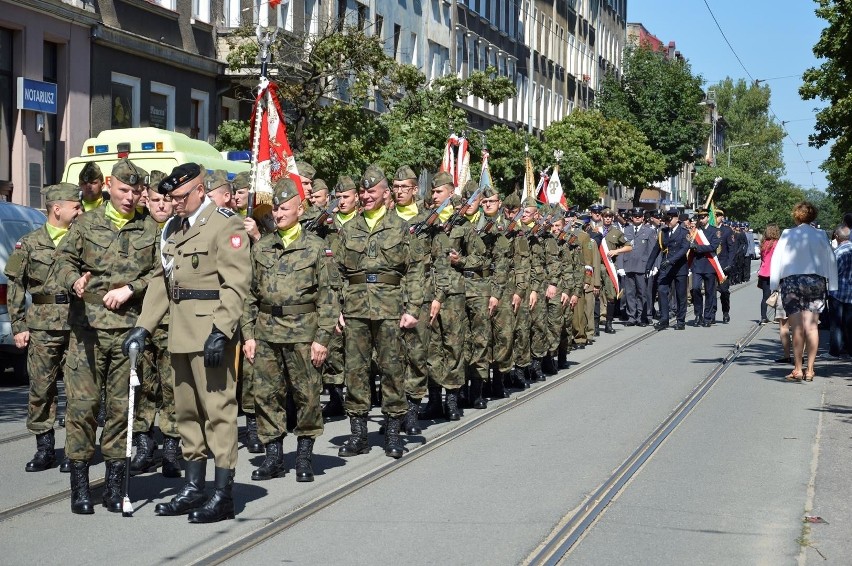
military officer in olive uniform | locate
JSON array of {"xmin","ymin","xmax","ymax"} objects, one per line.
[
  {"xmin": 53, "ymin": 159, "xmax": 159, "ymax": 514},
  {"xmin": 334, "ymin": 165, "xmax": 423, "ymax": 459},
  {"xmin": 594, "ymin": 208, "xmax": 632, "ymax": 334},
  {"xmin": 78, "ymin": 162, "xmax": 108, "ymax": 212},
  {"xmin": 5, "ymin": 183, "xmax": 82, "ymax": 474},
  {"xmin": 242, "ymin": 178, "xmax": 338, "ymax": 482},
  {"xmin": 124, "ymin": 162, "xmax": 250, "ymax": 523}
]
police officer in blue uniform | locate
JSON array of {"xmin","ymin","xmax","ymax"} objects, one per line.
[
  {"xmin": 647, "ymin": 210, "xmax": 690, "ymax": 330},
  {"xmin": 715, "ymin": 209, "xmax": 736, "ymax": 323},
  {"xmin": 619, "ymin": 207, "xmax": 657, "ymax": 326}
]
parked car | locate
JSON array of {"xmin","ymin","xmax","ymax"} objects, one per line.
[{"xmin": 0, "ymin": 201, "xmax": 46, "ymax": 383}]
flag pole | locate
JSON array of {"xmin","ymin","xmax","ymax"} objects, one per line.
[{"xmin": 249, "ymin": 24, "xmax": 277, "ymax": 219}]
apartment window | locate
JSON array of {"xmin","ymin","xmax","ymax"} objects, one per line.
[
  {"xmin": 303, "ymin": 0, "xmax": 316, "ymax": 35},
  {"xmin": 393, "ymin": 24, "xmax": 401, "ymax": 61},
  {"xmin": 337, "ymin": 0, "xmax": 347, "ymax": 30},
  {"xmin": 357, "ymin": 3, "xmax": 368, "ymax": 30},
  {"xmin": 375, "ymin": 14, "xmax": 384, "ymax": 38},
  {"xmin": 150, "ymin": 82, "xmax": 175, "ymax": 130},
  {"xmin": 223, "ymin": 0, "xmax": 240, "ymax": 27},
  {"xmin": 190, "ymin": 89, "xmax": 209, "ymax": 141},
  {"xmin": 221, "ymin": 96, "xmax": 239, "ymax": 122},
  {"xmin": 410, "ymin": 33, "xmax": 418, "ymax": 65},
  {"xmin": 111, "ymin": 72, "xmax": 140, "ymax": 129},
  {"xmin": 150, "ymin": 0, "xmax": 176, "ymax": 9},
  {"xmin": 456, "ymin": 32, "xmax": 464, "ymax": 74},
  {"xmin": 43, "ymin": 42, "xmax": 59, "ymax": 187},
  {"xmin": 192, "ymin": 0, "xmax": 210, "ymax": 23}
]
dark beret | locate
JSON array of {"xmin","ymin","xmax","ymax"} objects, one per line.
[{"xmin": 158, "ymin": 163, "xmax": 202, "ymax": 195}]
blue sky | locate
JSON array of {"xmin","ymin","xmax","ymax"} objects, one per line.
[{"xmin": 627, "ymin": 0, "xmax": 829, "ymax": 191}]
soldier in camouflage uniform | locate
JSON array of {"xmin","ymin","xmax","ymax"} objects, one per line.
[
  {"xmin": 130, "ymin": 171, "xmax": 182, "ymax": 478},
  {"xmin": 553, "ymin": 214, "xmax": 584, "ymax": 368},
  {"xmin": 242, "ymin": 178, "xmax": 338, "ymax": 482},
  {"xmin": 567, "ymin": 211, "xmax": 594, "ymax": 350},
  {"xmin": 53, "ymin": 159, "xmax": 158, "ymax": 514},
  {"xmin": 204, "ymin": 169, "xmax": 234, "ymax": 209},
  {"xmin": 391, "ymin": 166, "xmax": 432, "ymax": 434},
  {"xmin": 594, "ymin": 209, "xmax": 632, "ymax": 334},
  {"xmin": 4, "ymin": 183, "xmax": 82, "ymax": 473},
  {"xmin": 295, "ymin": 160, "xmax": 320, "ymax": 226},
  {"xmin": 502, "ymin": 193, "xmax": 533, "ymax": 388},
  {"xmin": 78, "ymin": 162, "xmax": 108, "ymax": 212},
  {"xmin": 540, "ymin": 206, "xmax": 564, "ymax": 375},
  {"xmin": 335, "ymin": 165, "xmax": 423, "ymax": 459},
  {"xmin": 524, "ymin": 197, "xmax": 559, "ymax": 381}
]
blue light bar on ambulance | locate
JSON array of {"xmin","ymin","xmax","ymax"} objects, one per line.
[
  {"xmin": 94, "ymin": 145, "xmax": 108, "ymax": 154},
  {"xmin": 141, "ymin": 142, "xmax": 155, "ymax": 150},
  {"xmin": 226, "ymin": 150, "xmax": 252, "ymax": 162}
]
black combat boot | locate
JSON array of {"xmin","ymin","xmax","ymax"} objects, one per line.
[
  {"xmin": 541, "ymin": 352, "xmax": 559, "ymax": 375},
  {"xmin": 530, "ymin": 359, "xmax": 546, "ymax": 382},
  {"xmin": 161, "ymin": 436, "xmax": 182, "ymax": 478},
  {"xmin": 594, "ymin": 318, "xmax": 600, "ymax": 337},
  {"xmin": 322, "ymin": 384, "xmax": 345, "ymax": 420},
  {"xmin": 604, "ymin": 302, "xmax": 616, "ymax": 334},
  {"xmin": 384, "ymin": 416, "xmax": 404, "ymax": 459},
  {"xmin": 69, "ymin": 460, "xmax": 94, "ymax": 515},
  {"xmin": 403, "ymin": 398, "xmax": 422, "ymax": 435},
  {"xmin": 188, "ymin": 467, "xmax": 235, "ymax": 523},
  {"xmin": 490, "ymin": 368, "xmax": 509, "ymax": 399},
  {"xmin": 59, "ymin": 456, "xmax": 71, "ymax": 473},
  {"xmin": 102, "ymin": 460, "xmax": 125, "ymax": 512},
  {"xmin": 155, "ymin": 460, "xmax": 207, "ymax": 516},
  {"xmin": 419, "ymin": 386, "xmax": 443, "ymax": 419},
  {"xmin": 338, "ymin": 416, "xmax": 370, "ymax": 457},
  {"xmin": 130, "ymin": 430, "xmax": 158, "ymax": 475},
  {"xmin": 510, "ymin": 366, "xmax": 529, "ymax": 389},
  {"xmin": 244, "ymin": 414, "xmax": 264, "ymax": 454},
  {"xmin": 557, "ymin": 347, "xmax": 570, "ymax": 370},
  {"xmin": 251, "ymin": 438, "xmax": 286, "ymax": 481},
  {"xmin": 470, "ymin": 377, "xmax": 488, "ymax": 409},
  {"xmin": 25, "ymin": 429, "xmax": 57, "ymax": 472},
  {"xmin": 444, "ymin": 389, "xmax": 462, "ymax": 421},
  {"xmin": 295, "ymin": 436, "xmax": 315, "ymax": 482}
]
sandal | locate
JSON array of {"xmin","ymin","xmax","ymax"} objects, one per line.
[
  {"xmin": 785, "ymin": 371, "xmax": 803, "ymax": 382},
  {"xmin": 804, "ymin": 370, "xmax": 815, "ymax": 382}
]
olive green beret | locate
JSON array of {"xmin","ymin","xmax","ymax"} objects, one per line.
[
  {"xmin": 394, "ymin": 165, "xmax": 417, "ymax": 182},
  {"xmin": 231, "ymin": 171, "xmax": 250, "ymax": 190},
  {"xmin": 42, "ymin": 183, "xmax": 80, "ymax": 203},
  {"xmin": 271, "ymin": 177, "xmax": 300, "ymax": 205},
  {"xmin": 522, "ymin": 194, "xmax": 539, "ymax": 208},
  {"xmin": 461, "ymin": 179, "xmax": 478, "ymax": 199},
  {"xmin": 312, "ymin": 178, "xmax": 329, "ymax": 193},
  {"xmin": 148, "ymin": 170, "xmax": 166, "ymax": 188},
  {"xmin": 431, "ymin": 171, "xmax": 454, "ymax": 189},
  {"xmin": 334, "ymin": 175, "xmax": 357, "ymax": 194},
  {"xmin": 294, "ymin": 160, "xmax": 316, "ymax": 180},
  {"xmin": 111, "ymin": 158, "xmax": 146, "ymax": 186},
  {"xmin": 503, "ymin": 193, "xmax": 521, "ymax": 208},
  {"xmin": 360, "ymin": 164, "xmax": 386, "ymax": 189},
  {"xmin": 204, "ymin": 169, "xmax": 231, "ymax": 193},
  {"xmin": 79, "ymin": 162, "xmax": 103, "ymax": 183}
]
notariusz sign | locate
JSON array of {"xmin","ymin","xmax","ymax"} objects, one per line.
[{"xmin": 17, "ymin": 78, "xmax": 58, "ymax": 114}]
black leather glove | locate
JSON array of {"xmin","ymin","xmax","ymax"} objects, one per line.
[
  {"xmin": 122, "ymin": 327, "xmax": 150, "ymax": 357},
  {"xmin": 203, "ymin": 326, "xmax": 228, "ymax": 368}
]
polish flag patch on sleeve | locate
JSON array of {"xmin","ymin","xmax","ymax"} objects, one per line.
[
  {"xmin": 230, "ymin": 234, "xmax": 243, "ymax": 249},
  {"xmin": 15, "ymin": 241, "xmax": 22, "ymax": 249},
  {"xmin": 325, "ymin": 248, "xmax": 334, "ymax": 257}
]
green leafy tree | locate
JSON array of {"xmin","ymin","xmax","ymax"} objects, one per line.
[
  {"xmin": 597, "ymin": 43, "xmax": 708, "ymax": 179},
  {"xmin": 484, "ymin": 125, "xmax": 543, "ymax": 197},
  {"xmin": 804, "ymin": 188, "xmax": 842, "ymax": 230},
  {"xmin": 214, "ymin": 119, "xmax": 251, "ymax": 152},
  {"xmin": 800, "ymin": 0, "xmax": 852, "ymax": 210}
]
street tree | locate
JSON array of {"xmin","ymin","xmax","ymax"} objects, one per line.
[{"xmin": 483, "ymin": 125, "xmax": 543, "ymax": 197}]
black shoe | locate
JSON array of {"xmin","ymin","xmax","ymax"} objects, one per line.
[
  {"xmin": 295, "ymin": 436, "xmax": 315, "ymax": 482},
  {"xmin": 188, "ymin": 468, "xmax": 235, "ymax": 523},
  {"xmin": 722, "ymin": 313, "xmax": 731, "ymax": 323},
  {"xmin": 444, "ymin": 389, "xmax": 462, "ymax": 421},
  {"xmin": 26, "ymin": 430, "xmax": 57, "ymax": 472},
  {"xmin": 557, "ymin": 349, "xmax": 570, "ymax": 370},
  {"xmin": 490, "ymin": 368, "xmax": 510, "ymax": 399},
  {"xmin": 383, "ymin": 417, "xmax": 404, "ymax": 459},
  {"xmin": 625, "ymin": 321, "xmax": 636, "ymax": 327},
  {"xmin": 541, "ymin": 354, "xmax": 559, "ymax": 375},
  {"xmin": 161, "ymin": 436, "xmax": 182, "ymax": 478},
  {"xmin": 322, "ymin": 384, "xmax": 345, "ymax": 420},
  {"xmin": 155, "ymin": 460, "xmax": 207, "ymax": 516},
  {"xmin": 59, "ymin": 456, "xmax": 71, "ymax": 473},
  {"xmin": 69, "ymin": 460, "xmax": 94, "ymax": 514},
  {"xmin": 654, "ymin": 320, "xmax": 669, "ymax": 331},
  {"xmin": 760, "ymin": 318, "xmax": 770, "ymax": 324},
  {"xmin": 130, "ymin": 430, "xmax": 158, "ymax": 475},
  {"xmin": 690, "ymin": 318, "xmax": 701, "ymax": 327},
  {"xmin": 604, "ymin": 323, "xmax": 616, "ymax": 334},
  {"xmin": 403, "ymin": 398, "xmax": 422, "ymax": 435},
  {"xmin": 102, "ymin": 460, "xmax": 125, "ymax": 512},
  {"xmin": 419, "ymin": 387, "xmax": 444, "ymax": 419},
  {"xmin": 575, "ymin": 343, "xmax": 585, "ymax": 349},
  {"xmin": 244, "ymin": 414, "xmax": 264, "ymax": 454},
  {"xmin": 701, "ymin": 319, "xmax": 712, "ymax": 327},
  {"xmin": 674, "ymin": 323, "xmax": 685, "ymax": 330},
  {"xmin": 338, "ymin": 416, "xmax": 370, "ymax": 457},
  {"xmin": 251, "ymin": 439, "xmax": 286, "ymax": 481},
  {"xmin": 530, "ymin": 359, "xmax": 546, "ymax": 382},
  {"xmin": 470, "ymin": 378, "xmax": 488, "ymax": 409},
  {"xmin": 638, "ymin": 321, "xmax": 648, "ymax": 327},
  {"xmin": 509, "ymin": 367, "xmax": 528, "ymax": 389}
]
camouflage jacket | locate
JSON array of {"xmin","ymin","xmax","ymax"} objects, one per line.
[
  {"xmin": 53, "ymin": 206, "xmax": 158, "ymax": 329},
  {"xmin": 334, "ymin": 210, "xmax": 424, "ymax": 319},
  {"xmin": 557, "ymin": 232, "xmax": 584, "ymax": 298},
  {"xmin": 242, "ymin": 229, "xmax": 338, "ymax": 346},
  {"xmin": 527, "ymin": 228, "xmax": 561, "ymax": 292},
  {"xmin": 394, "ymin": 205, "xmax": 434, "ymax": 304},
  {"xmin": 473, "ymin": 213, "xmax": 511, "ymax": 300},
  {"xmin": 429, "ymin": 216, "xmax": 486, "ymax": 303},
  {"xmin": 501, "ymin": 214, "xmax": 531, "ymax": 298},
  {"xmin": 4, "ymin": 225, "xmax": 71, "ymax": 333}
]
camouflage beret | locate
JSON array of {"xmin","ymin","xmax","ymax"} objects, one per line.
[
  {"xmin": 158, "ymin": 163, "xmax": 202, "ymax": 195},
  {"xmin": 361, "ymin": 164, "xmax": 386, "ymax": 189},
  {"xmin": 522, "ymin": 194, "xmax": 539, "ymax": 208},
  {"xmin": 480, "ymin": 186, "xmax": 497, "ymax": 198},
  {"xmin": 551, "ymin": 208, "xmax": 565, "ymax": 222},
  {"xmin": 431, "ymin": 171, "xmax": 454, "ymax": 189},
  {"xmin": 231, "ymin": 171, "xmax": 250, "ymax": 190},
  {"xmin": 312, "ymin": 178, "xmax": 329, "ymax": 193},
  {"xmin": 502, "ymin": 193, "xmax": 521, "ymax": 208},
  {"xmin": 148, "ymin": 170, "xmax": 167, "ymax": 188},
  {"xmin": 79, "ymin": 162, "xmax": 104, "ymax": 183},
  {"xmin": 271, "ymin": 177, "xmax": 300, "ymax": 206},
  {"xmin": 204, "ymin": 169, "xmax": 231, "ymax": 193},
  {"xmin": 111, "ymin": 158, "xmax": 147, "ymax": 186},
  {"xmin": 42, "ymin": 182, "xmax": 80, "ymax": 203},
  {"xmin": 294, "ymin": 160, "xmax": 316, "ymax": 180},
  {"xmin": 461, "ymin": 179, "xmax": 479, "ymax": 199},
  {"xmin": 394, "ymin": 165, "xmax": 417, "ymax": 182},
  {"xmin": 334, "ymin": 175, "xmax": 357, "ymax": 194}
]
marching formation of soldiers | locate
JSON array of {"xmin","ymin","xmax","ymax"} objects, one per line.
[{"xmin": 4, "ymin": 157, "xmax": 753, "ymax": 523}]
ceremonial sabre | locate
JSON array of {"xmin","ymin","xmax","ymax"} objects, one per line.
[{"xmin": 122, "ymin": 342, "xmax": 141, "ymax": 517}]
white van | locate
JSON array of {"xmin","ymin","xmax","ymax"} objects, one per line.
[{"xmin": 62, "ymin": 127, "xmax": 250, "ymax": 184}]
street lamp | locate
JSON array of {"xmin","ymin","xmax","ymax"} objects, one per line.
[{"xmin": 727, "ymin": 142, "xmax": 750, "ymax": 167}]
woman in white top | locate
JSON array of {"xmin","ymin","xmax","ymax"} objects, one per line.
[{"xmin": 769, "ymin": 201, "xmax": 838, "ymax": 381}]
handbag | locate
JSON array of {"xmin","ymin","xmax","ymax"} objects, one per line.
[{"xmin": 766, "ymin": 290, "xmax": 780, "ymax": 308}]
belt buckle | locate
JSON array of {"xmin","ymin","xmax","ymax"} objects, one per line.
[
  {"xmin": 366, "ymin": 273, "xmax": 378, "ymax": 283},
  {"xmin": 171, "ymin": 286, "xmax": 180, "ymax": 302},
  {"xmin": 55, "ymin": 294, "xmax": 69, "ymax": 304},
  {"xmin": 463, "ymin": 270, "xmax": 473, "ymax": 278},
  {"xmin": 272, "ymin": 305, "xmax": 283, "ymax": 316}
]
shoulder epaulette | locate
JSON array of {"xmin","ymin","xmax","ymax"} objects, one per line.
[{"xmin": 217, "ymin": 207, "xmax": 236, "ymax": 218}]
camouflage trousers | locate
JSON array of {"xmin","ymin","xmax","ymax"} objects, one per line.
[
  {"xmin": 401, "ymin": 302, "xmax": 430, "ymax": 400},
  {"xmin": 26, "ymin": 329, "xmax": 68, "ymax": 434},
  {"xmin": 572, "ymin": 290, "xmax": 589, "ymax": 344},
  {"xmin": 64, "ymin": 326, "xmax": 130, "ymax": 462},
  {"xmin": 428, "ymin": 294, "xmax": 468, "ymax": 390},
  {"xmin": 512, "ymin": 298, "xmax": 532, "ymax": 369},
  {"xmin": 464, "ymin": 295, "xmax": 491, "ymax": 382},
  {"xmin": 545, "ymin": 296, "xmax": 563, "ymax": 353},
  {"xmin": 560, "ymin": 301, "xmax": 575, "ymax": 350},
  {"xmin": 323, "ymin": 330, "xmax": 345, "ymax": 386},
  {"xmin": 530, "ymin": 289, "xmax": 549, "ymax": 358},
  {"xmin": 134, "ymin": 325, "xmax": 178, "ymax": 437},
  {"xmin": 238, "ymin": 347, "xmax": 256, "ymax": 415},
  {"xmin": 491, "ymin": 298, "xmax": 515, "ymax": 374},
  {"xmin": 344, "ymin": 317, "xmax": 406, "ymax": 418},
  {"xmin": 253, "ymin": 340, "xmax": 323, "ymax": 443}
]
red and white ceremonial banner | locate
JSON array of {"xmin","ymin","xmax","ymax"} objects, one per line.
[
  {"xmin": 250, "ymin": 80, "xmax": 304, "ymax": 202},
  {"xmin": 547, "ymin": 165, "xmax": 568, "ymax": 209},
  {"xmin": 535, "ymin": 170, "xmax": 550, "ymax": 204},
  {"xmin": 694, "ymin": 228, "xmax": 727, "ymax": 283},
  {"xmin": 599, "ymin": 236, "xmax": 621, "ymax": 296},
  {"xmin": 440, "ymin": 134, "xmax": 470, "ymax": 195}
]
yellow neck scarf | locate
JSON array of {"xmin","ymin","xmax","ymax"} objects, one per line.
[
  {"xmin": 465, "ymin": 209, "xmax": 481, "ymax": 225},
  {"xmin": 45, "ymin": 223, "xmax": 68, "ymax": 247},
  {"xmin": 82, "ymin": 196, "xmax": 103, "ymax": 212},
  {"xmin": 525, "ymin": 221, "xmax": 535, "ymax": 229},
  {"xmin": 277, "ymin": 223, "xmax": 302, "ymax": 249},
  {"xmin": 438, "ymin": 204, "xmax": 454, "ymax": 223},
  {"xmin": 364, "ymin": 205, "xmax": 387, "ymax": 232},
  {"xmin": 395, "ymin": 202, "xmax": 419, "ymax": 221},
  {"xmin": 238, "ymin": 208, "xmax": 248, "ymax": 217},
  {"xmin": 336, "ymin": 210, "xmax": 356, "ymax": 225},
  {"xmin": 104, "ymin": 202, "xmax": 134, "ymax": 230}
]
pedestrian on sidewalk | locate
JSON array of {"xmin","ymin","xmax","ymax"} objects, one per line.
[
  {"xmin": 757, "ymin": 223, "xmax": 781, "ymax": 324},
  {"xmin": 770, "ymin": 201, "xmax": 838, "ymax": 382},
  {"xmin": 827, "ymin": 225, "xmax": 852, "ymax": 357}
]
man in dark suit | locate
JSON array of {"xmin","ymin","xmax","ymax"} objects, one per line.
[
  {"xmin": 619, "ymin": 208, "xmax": 657, "ymax": 326},
  {"xmin": 715, "ymin": 210, "xmax": 736, "ymax": 323},
  {"xmin": 690, "ymin": 209, "xmax": 722, "ymax": 326},
  {"xmin": 647, "ymin": 210, "xmax": 690, "ymax": 330}
]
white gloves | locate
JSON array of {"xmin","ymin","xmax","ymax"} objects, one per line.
[{"xmin": 616, "ymin": 269, "xmax": 626, "ymax": 277}]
